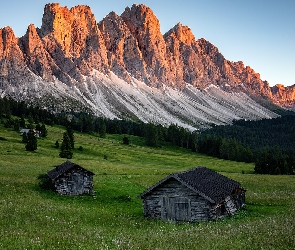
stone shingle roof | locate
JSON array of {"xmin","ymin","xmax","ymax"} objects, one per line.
[
  {"xmin": 139, "ymin": 166, "xmax": 245, "ymax": 203},
  {"xmin": 47, "ymin": 160, "xmax": 94, "ymax": 180}
]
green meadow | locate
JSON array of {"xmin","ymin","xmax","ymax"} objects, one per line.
[{"xmin": 0, "ymin": 124, "xmax": 294, "ymax": 249}]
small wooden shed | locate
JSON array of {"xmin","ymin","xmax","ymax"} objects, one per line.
[
  {"xmin": 138, "ymin": 166, "xmax": 246, "ymax": 222},
  {"xmin": 47, "ymin": 160, "xmax": 94, "ymax": 196}
]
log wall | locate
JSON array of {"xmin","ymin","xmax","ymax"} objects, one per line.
[
  {"xmin": 54, "ymin": 168, "xmax": 93, "ymax": 195},
  {"xmin": 143, "ymin": 179, "xmax": 212, "ymax": 222},
  {"xmin": 142, "ymin": 179, "xmax": 245, "ymax": 222}
]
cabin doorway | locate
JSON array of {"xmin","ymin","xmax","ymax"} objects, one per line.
[{"xmin": 161, "ymin": 196, "xmax": 191, "ymax": 222}]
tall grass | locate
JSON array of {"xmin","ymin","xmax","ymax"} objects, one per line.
[{"xmin": 0, "ymin": 124, "xmax": 294, "ymax": 249}]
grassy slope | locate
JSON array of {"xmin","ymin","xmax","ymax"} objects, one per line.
[{"xmin": 0, "ymin": 124, "xmax": 294, "ymax": 249}]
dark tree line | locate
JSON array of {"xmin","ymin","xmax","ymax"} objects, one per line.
[
  {"xmin": 199, "ymin": 115, "xmax": 295, "ymax": 175},
  {"xmin": 1, "ymin": 97, "xmax": 295, "ymax": 174},
  {"xmin": 196, "ymin": 134, "xmax": 254, "ymax": 163}
]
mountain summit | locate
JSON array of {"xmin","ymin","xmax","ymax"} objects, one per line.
[{"xmin": 0, "ymin": 3, "xmax": 294, "ymax": 129}]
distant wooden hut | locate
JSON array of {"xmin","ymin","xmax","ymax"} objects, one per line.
[
  {"xmin": 47, "ymin": 160, "xmax": 94, "ymax": 196},
  {"xmin": 20, "ymin": 128, "xmax": 40, "ymax": 137},
  {"xmin": 138, "ymin": 166, "xmax": 246, "ymax": 222}
]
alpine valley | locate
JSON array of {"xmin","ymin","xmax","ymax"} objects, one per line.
[{"xmin": 1, "ymin": 3, "xmax": 294, "ymax": 130}]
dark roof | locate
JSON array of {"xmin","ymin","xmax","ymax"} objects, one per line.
[
  {"xmin": 47, "ymin": 160, "xmax": 94, "ymax": 180},
  {"xmin": 139, "ymin": 166, "xmax": 245, "ymax": 203}
]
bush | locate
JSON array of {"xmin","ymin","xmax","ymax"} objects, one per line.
[
  {"xmin": 122, "ymin": 136, "xmax": 130, "ymax": 145},
  {"xmin": 37, "ymin": 174, "xmax": 55, "ymax": 191}
]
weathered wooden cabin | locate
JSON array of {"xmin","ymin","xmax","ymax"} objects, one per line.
[
  {"xmin": 47, "ymin": 160, "xmax": 94, "ymax": 196},
  {"xmin": 138, "ymin": 166, "xmax": 246, "ymax": 222},
  {"xmin": 20, "ymin": 128, "xmax": 40, "ymax": 137}
]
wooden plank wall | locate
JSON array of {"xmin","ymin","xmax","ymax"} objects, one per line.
[
  {"xmin": 54, "ymin": 169, "xmax": 93, "ymax": 195},
  {"xmin": 143, "ymin": 179, "xmax": 213, "ymax": 222}
]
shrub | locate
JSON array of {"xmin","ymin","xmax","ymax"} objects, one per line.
[
  {"xmin": 123, "ymin": 136, "xmax": 130, "ymax": 145},
  {"xmin": 37, "ymin": 174, "xmax": 55, "ymax": 191}
]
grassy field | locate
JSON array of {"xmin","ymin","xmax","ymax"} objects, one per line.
[{"xmin": 0, "ymin": 124, "xmax": 294, "ymax": 249}]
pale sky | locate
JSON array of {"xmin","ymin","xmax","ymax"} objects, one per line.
[{"xmin": 0, "ymin": 0, "xmax": 294, "ymax": 86}]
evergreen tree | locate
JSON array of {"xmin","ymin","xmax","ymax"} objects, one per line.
[
  {"xmin": 4, "ymin": 118, "xmax": 13, "ymax": 128},
  {"xmin": 22, "ymin": 132, "xmax": 28, "ymax": 143},
  {"xmin": 19, "ymin": 115, "xmax": 26, "ymax": 128},
  {"xmin": 123, "ymin": 136, "xmax": 130, "ymax": 145},
  {"xmin": 59, "ymin": 132, "xmax": 73, "ymax": 159},
  {"xmin": 13, "ymin": 119, "xmax": 20, "ymax": 132},
  {"xmin": 35, "ymin": 123, "xmax": 41, "ymax": 132},
  {"xmin": 40, "ymin": 124, "xmax": 48, "ymax": 137},
  {"xmin": 189, "ymin": 132, "xmax": 198, "ymax": 152},
  {"xmin": 55, "ymin": 140, "xmax": 59, "ymax": 148},
  {"xmin": 66, "ymin": 127, "xmax": 74, "ymax": 149},
  {"xmin": 167, "ymin": 124, "xmax": 179, "ymax": 146},
  {"xmin": 144, "ymin": 123, "xmax": 159, "ymax": 147},
  {"xmin": 27, "ymin": 113, "xmax": 34, "ymax": 125},
  {"xmin": 25, "ymin": 129, "xmax": 37, "ymax": 151},
  {"xmin": 1, "ymin": 97, "xmax": 11, "ymax": 118},
  {"xmin": 99, "ymin": 119, "xmax": 106, "ymax": 138}
]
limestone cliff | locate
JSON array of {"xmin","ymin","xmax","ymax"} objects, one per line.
[{"xmin": 0, "ymin": 3, "xmax": 294, "ymax": 123}]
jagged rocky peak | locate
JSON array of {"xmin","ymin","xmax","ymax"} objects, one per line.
[
  {"xmin": 99, "ymin": 11, "xmax": 130, "ymax": 52},
  {"xmin": 98, "ymin": 10, "xmax": 133, "ymax": 82},
  {"xmin": 121, "ymin": 4, "xmax": 165, "ymax": 56},
  {"xmin": 40, "ymin": 3, "xmax": 98, "ymax": 57},
  {"xmin": 272, "ymin": 84, "xmax": 295, "ymax": 104},
  {"xmin": 36, "ymin": 3, "xmax": 109, "ymax": 83},
  {"xmin": 98, "ymin": 10, "xmax": 146, "ymax": 83},
  {"xmin": 0, "ymin": 26, "xmax": 26, "ymax": 65},
  {"xmin": 0, "ymin": 26, "xmax": 18, "ymax": 56},
  {"xmin": 121, "ymin": 4, "xmax": 169, "ymax": 87},
  {"xmin": 18, "ymin": 24, "xmax": 56, "ymax": 81},
  {"xmin": 164, "ymin": 23, "xmax": 196, "ymax": 45},
  {"xmin": 21, "ymin": 24, "xmax": 40, "ymax": 55},
  {"xmin": 122, "ymin": 4, "xmax": 161, "ymax": 33}
]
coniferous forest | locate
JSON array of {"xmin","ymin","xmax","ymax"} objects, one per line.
[{"xmin": 1, "ymin": 97, "xmax": 294, "ymax": 175}]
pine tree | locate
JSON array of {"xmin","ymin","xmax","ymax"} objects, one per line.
[
  {"xmin": 19, "ymin": 115, "xmax": 26, "ymax": 128},
  {"xmin": 25, "ymin": 129, "xmax": 37, "ymax": 151},
  {"xmin": 40, "ymin": 124, "xmax": 48, "ymax": 137},
  {"xmin": 123, "ymin": 136, "xmax": 130, "ymax": 145},
  {"xmin": 13, "ymin": 119, "xmax": 20, "ymax": 132},
  {"xmin": 59, "ymin": 132, "xmax": 73, "ymax": 159},
  {"xmin": 99, "ymin": 119, "xmax": 106, "ymax": 138},
  {"xmin": 22, "ymin": 132, "xmax": 28, "ymax": 143},
  {"xmin": 66, "ymin": 127, "xmax": 74, "ymax": 149},
  {"xmin": 144, "ymin": 123, "xmax": 159, "ymax": 147},
  {"xmin": 27, "ymin": 113, "xmax": 34, "ymax": 124}
]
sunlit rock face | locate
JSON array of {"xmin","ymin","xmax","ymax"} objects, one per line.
[
  {"xmin": 0, "ymin": 3, "xmax": 294, "ymax": 128},
  {"xmin": 0, "ymin": 26, "xmax": 35, "ymax": 87},
  {"xmin": 36, "ymin": 3, "xmax": 109, "ymax": 84},
  {"xmin": 120, "ymin": 4, "xmax": 170, "ymax": 87},
  {"xmin": 271, "ymin": 84, "xmax": 295, "ymax": 107}
]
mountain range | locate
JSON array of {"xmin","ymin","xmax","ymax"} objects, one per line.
[{"xmin": 0, "ymin": 3, "xmax": 294, "ymax": 130}]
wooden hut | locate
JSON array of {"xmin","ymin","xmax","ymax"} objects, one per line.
[
  {"xmin": 47, "ymin": 160, "xmax": 94, "ymax": 195},
  {"xmin": 138, "ymin": 166, "xmax": 246, "ymax": 222}
]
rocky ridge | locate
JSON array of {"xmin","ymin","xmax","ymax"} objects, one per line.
[{"xmin": 0, "ymin": 3, "xmax": 294, "ymax": 129}]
